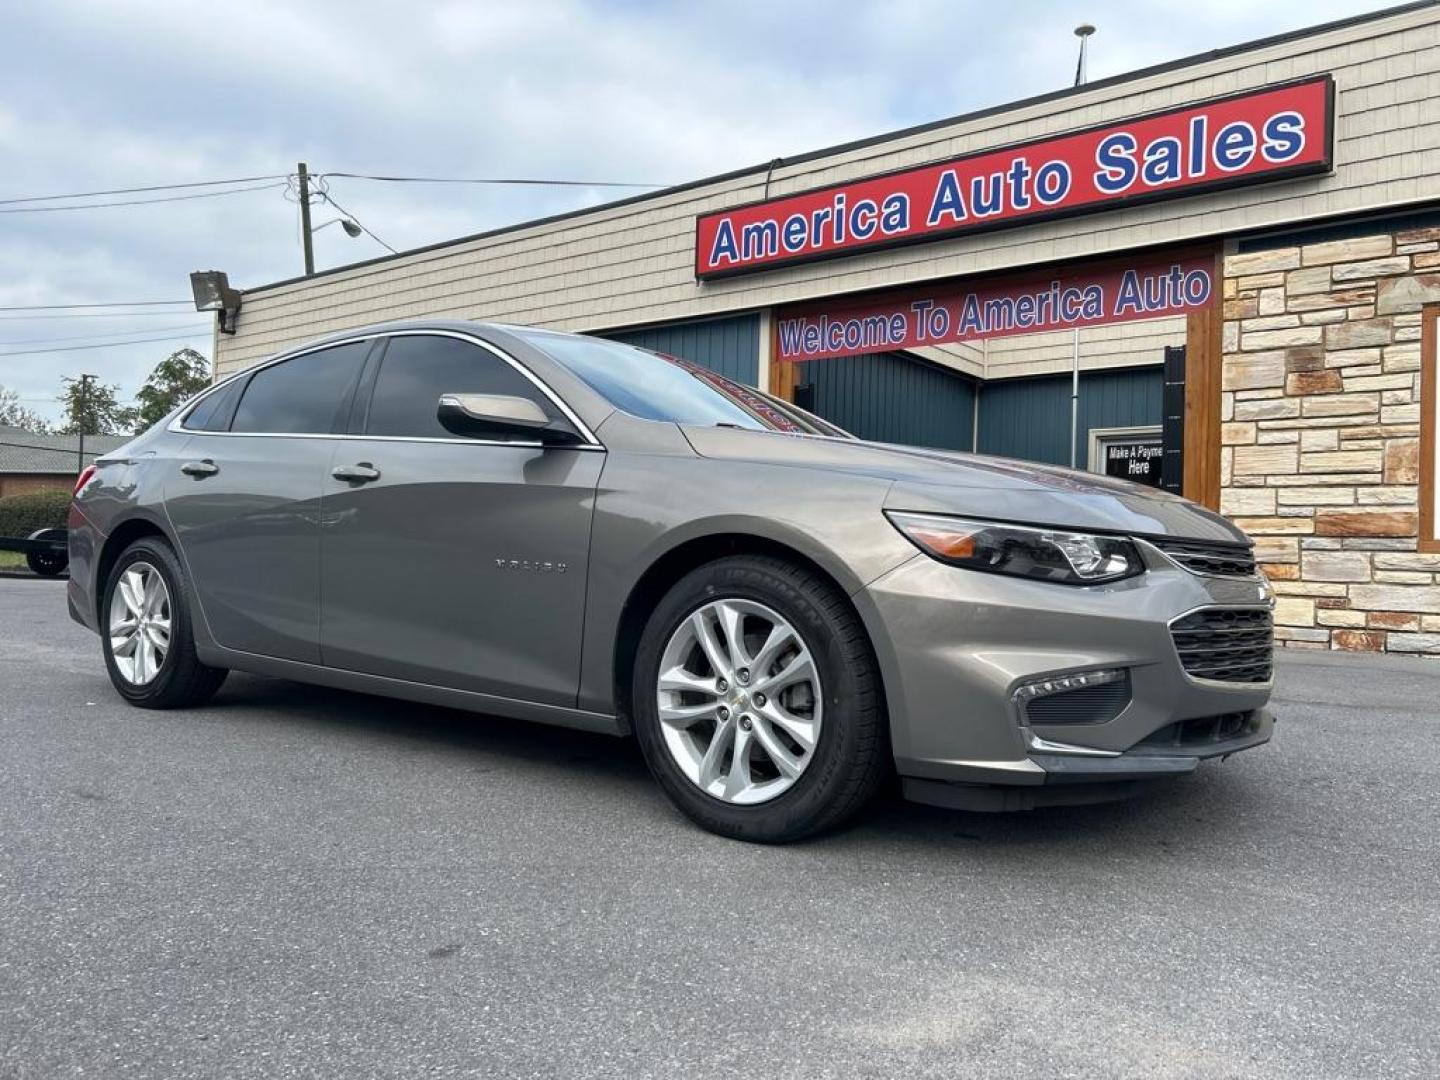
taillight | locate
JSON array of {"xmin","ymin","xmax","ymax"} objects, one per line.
[{"xmin": 73, "ymin": 464, "xmax": 97, "ymax": 497}]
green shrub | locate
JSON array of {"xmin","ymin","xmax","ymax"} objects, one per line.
[{"xmin": 0, "ymin": 489, "xmax": 72, "ymax": 539}]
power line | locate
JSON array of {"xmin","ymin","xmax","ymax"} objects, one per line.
[
  {"xmin": 0, "ymin": 437, "xmax": 119, "ymax": 456},
  {"xmin": 321, "ymin": 171, "xmax": 665, "ymax": 189},
  {"xmin": 0, "ymin": 311, "xmax": 205, "ymax": 321},
  {"xmin": 0, "ymin": 332, "xmax": 208, "ymax": 359},
  {"xmin": 0, "ymin": 322, "xmax": 209, "ymax": 347},
  {"xmin": 0, "ymin": 181, "xmax": 287, "ymax": 214},
  {"xmin": 9, "ymin": 396, "xmax": 140, "ymax": 403},
  {"xmin": 315, "ymin": 189, "xmax": 396, "ymax": 254},
  {"xmin": 0, "ymin": 301, "xmax": 191, "ymax": 312},
  {"xmin": 0, "ymin": 174, "xmax": 290, "ymax": 206}
]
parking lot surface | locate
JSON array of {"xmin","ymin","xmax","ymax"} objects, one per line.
[{"xmin": 1, "ymin": 576, "xmax": 1437, "ymax": 1078}]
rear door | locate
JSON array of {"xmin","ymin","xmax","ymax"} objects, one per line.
[
  {"xmin": 318, "ymin": 331, "xmax": 604, "ymax": 706},
  {"xmin": 166, "ymin": 339, "xmax": 372, "ymax": 663}
]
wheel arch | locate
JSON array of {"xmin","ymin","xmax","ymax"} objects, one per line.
[
  {"xmin": 609, "ymin": 530, "xmax": 889, "ymax": 738},
  {"xmin": 93, "ymin": 514, "xmax": 175, "ymax": 623}
]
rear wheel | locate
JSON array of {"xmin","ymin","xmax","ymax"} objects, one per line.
[
  {"xmin": 633, "ymin": 555, "xmax": 887, "ymax": 842},
  {"xmin": 101, "ymin": 537, "xmax": 227, "ymax": 709}
]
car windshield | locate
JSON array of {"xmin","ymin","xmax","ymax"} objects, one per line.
[{"xmin": 516, "ymin": 330, "xmax": 849, "ymax": 437}]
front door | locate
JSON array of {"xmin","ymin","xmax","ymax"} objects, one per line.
[
  {"xmin": 166, "ymin": 339, "xmax": 371, "ymax": 663},
  {"xmin": 318, "ymin": 332, "xmax": 603, "ymax": 706}
]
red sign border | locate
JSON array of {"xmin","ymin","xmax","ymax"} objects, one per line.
[{"xmin": 695, "ymin": 74, "xmax": 1335, "ymax": 281}]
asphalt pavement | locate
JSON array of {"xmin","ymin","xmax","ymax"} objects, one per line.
[{"xmin": 1, "ymin": 576, "xmax": 1437, "ymax": 1079}]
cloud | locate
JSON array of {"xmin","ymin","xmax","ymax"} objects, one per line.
[{"xmin": 0, "ymin": 0, "xmax": 1397, "ymax": 424}]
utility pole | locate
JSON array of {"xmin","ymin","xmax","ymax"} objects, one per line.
[
  {"xmin": 76, "ymin": 373, "xmax": 93, "ymax": 476},
  {"xmin": 298, "ymin": 162, "xmax": 315, "ymax": 276}
]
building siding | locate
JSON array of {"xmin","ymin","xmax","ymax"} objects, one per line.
[
  {"xmin": 603, "ymin": 313, "xmax": 759, "ymax": 385},
  {"xmin": 800, "ymin": 352, "xmax": 977, "ymax": 451},
  {"xmin": 976, "ymin": 367, "xmax": 1164, "ymax": 466},
  {"xmin": 983, "ymin": 316, "xmax": 1186, "ymax": 379},
  {"xmin": 214, "ymin": 6, "xmax": 1440, "ymax": 376}
]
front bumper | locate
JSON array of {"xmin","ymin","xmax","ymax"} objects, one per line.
[
  {"xmin": 853, "ymin": 538, "xmax": 1275, "ymax": 803},
  {"xmin": 902, "ymin": 708, "xmax": 1273, "ymax": 810}
]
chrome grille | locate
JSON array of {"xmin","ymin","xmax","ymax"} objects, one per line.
[
  {"xmin": 1170, "ymin": 607, "xmax": 1273, "ymax": 684},
  {"xmin": 1152, "ymin": 538, "xmax": 1257, "ymax": 578}
]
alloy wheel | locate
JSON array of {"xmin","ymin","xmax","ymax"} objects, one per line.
[
  {"xmin": 655, "ymin": 598, "xmax": 823, "ymax": 805},
  {"xmin": 108, "ymin": 561, "xmax": 172, "ymax": 686}
]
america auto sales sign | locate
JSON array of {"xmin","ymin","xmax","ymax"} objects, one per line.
[{"xmin": 695, "ymin": 76, "xmax": 1334, "ymax": 279}]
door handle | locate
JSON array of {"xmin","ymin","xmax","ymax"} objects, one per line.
[
  {"xmin": 331, "ymin": 463, "xmax": 381, "ymax": 483},
  {"xmin": 180, "ymin": 460, "xmax": 219, "ymax": 478}
]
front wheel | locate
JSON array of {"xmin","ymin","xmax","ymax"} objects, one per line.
[
  {"xmin": 101, "ymin": 537, "xmax": 227, "ymax": 709},
  {"xmin": 632, "ymin": 555, "xmax": 888, "ymax": 843}
]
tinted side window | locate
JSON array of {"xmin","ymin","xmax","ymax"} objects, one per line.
[
  {"xmin": 365, "ymin": 335, "xmax": 556, "ymax": 439},
  {"xmin": 181, "ymin": 377, "xmax": 245, "ymax": 432},
  {"xmin": 230, "ymin": 342, "xmax": 369, "ymax": 434}
]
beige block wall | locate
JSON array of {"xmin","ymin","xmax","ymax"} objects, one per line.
[
  {"xmin": 1220, "ymin": 226, "xmax": 1440, "ymax": 655},
  {"xmin": 215, "ymin": 6, "xmax": 1440, "ymax": 377}
]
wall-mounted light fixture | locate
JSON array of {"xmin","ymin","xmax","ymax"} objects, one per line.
[{"xmin": 189, "ymin": 270, "xmax": 243, "ymax": 335}]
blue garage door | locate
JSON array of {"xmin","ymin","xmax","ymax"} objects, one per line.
[
  {"xmin": 605, "ymin": 314, "xmax": 760, "ymax": 385},
  {"xmin": 798, "ymin": 352, "xmax": 977, "ymax": 451},
  {"xmin": 976, "ymin": 367, "xmax": 1163, "ymax": 466}
]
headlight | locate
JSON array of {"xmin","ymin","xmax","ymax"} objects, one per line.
[{"xmin": 885, "ymin": 511, "xmax": 1144, "ymax": 585}]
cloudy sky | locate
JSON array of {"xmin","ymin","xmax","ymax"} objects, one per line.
[{"xmin": 0, "ymin": 0, "xmax": 1398, "ymax": 425}]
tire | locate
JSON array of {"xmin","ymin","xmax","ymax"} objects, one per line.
[
  {"xmin": 25, "ymin": 547, "xmax": 67, "ymax": 577},
  {"xmin": 632, "ymin": 555, "xmax": 888, "ymax": 843},
  {"xmin": 25, "ymin": 528, "xmax": 67, "ymax": 577},
  {"xmin": 100, "ymin": 536, "xmax": 227, "ymax": 709}
]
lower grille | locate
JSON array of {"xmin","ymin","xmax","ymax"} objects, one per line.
[
  {"xmin": 1152, "ymin": 537, "xmax": 1257, "ymax": 578},
  {"xmin": 1170, "ymin": 607, "xmax": 1274, "ymax": 683},
  {"xmin": 1023, "ymin": 679, "xmax": 1131, "ymax": 726},
  {"xmin": 1137, "ymin": 711, "xmax": 1260, "ymax": 749}
]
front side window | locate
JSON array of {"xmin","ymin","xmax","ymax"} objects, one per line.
[
  {"xmin": 229, "ymin": 341, "xmax": 370, "ymax": 434},
  {"xmin": 364, "ymin": 335, "xmax": 558, "ymax": 439}
]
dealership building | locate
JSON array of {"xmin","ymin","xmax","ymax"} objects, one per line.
[{"xmin": 213, "ymin": 2, "xmax": 1440, "ymax": 654}]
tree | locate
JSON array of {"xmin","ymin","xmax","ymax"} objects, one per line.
[
  {"xmin": 0, "ymin": 385, "xmax": 52, "ymax": 433},
  {"xmin": 57, "ymin": 377, "xmax": 135, "ymax": 436},
  {"xmin": 133, "ymin": 347, "xmax": 211, "ymax": 432}
]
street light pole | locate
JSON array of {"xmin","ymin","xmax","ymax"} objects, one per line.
[
  {"xmin": 1074, "ymin": 24, "xmax": 1096, "ymax": 88},
  {"xmin": 298, "ymin": 162, "xmax": 315, "ymax": 276}
]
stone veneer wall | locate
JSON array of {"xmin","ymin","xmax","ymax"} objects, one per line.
[{"xmin": 1220, "ymin": 226, "xmax": 1439, "ymax": 655}]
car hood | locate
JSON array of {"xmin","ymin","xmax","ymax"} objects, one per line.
[{"xmin": 681, "ymin": 426, "xmax": 1247, "ymax": 545}]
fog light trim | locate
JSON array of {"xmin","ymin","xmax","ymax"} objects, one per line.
[{"xmin": 1012, "ymin": 667, "xmax": 1127, "ymax": 705}]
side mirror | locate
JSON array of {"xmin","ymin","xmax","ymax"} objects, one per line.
[{"xmin": 436, "ymin": 393, "xmax": 582, "ymax": 445}]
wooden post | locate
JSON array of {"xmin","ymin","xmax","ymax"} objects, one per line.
[
  {"xmin": 1420, "ymin": 303, "xmax": 1438, "ymax": 552},
  {"xmin": 1183, "ymin": 248, "xmax": 1224, "ymax": 510},
  {"xmin": 767, "ymin": 314, "xmax": 799, "ymax": 402}
]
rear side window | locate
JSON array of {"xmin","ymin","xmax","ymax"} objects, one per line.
[
  {"xmin": 180, "ymin": 377, "xmax": 244, "ymax": 432},
  {"xmin": 364, "ymin": 334, "xmax": 557, "ymax": 439},
  {"xmin": 230, "ymin": 342, "xmax": 370, "ymax": 434}
]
